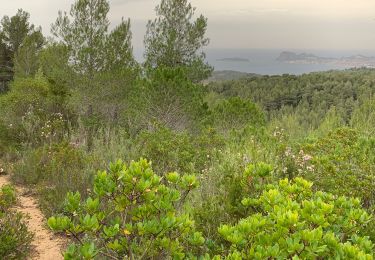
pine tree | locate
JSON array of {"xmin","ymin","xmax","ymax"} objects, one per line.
[
  {"xmin": 144, "ymin": 0, "xmax": 213, "ymax": 82},
  {"xmin": 0, "ymin": 9, "xmax": 40, "ymax": 92}
]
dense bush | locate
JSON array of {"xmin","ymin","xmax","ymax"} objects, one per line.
[
  {"xmin": 125, "ymin": 67, "xmax": 206, "ymax": 133},
  {"xmin": 0, "ymin": 75, "xmax": 69, "ymax": 148},
  {"xmin": 193, "ymin": 158, "xmax": 277, "ymax": 252},
  {"xmin": 209, "ymin": 97, "xmax": 265, "ymax": 135},
  {"xmin": 0, "ymin": 184, "xmax": 33, "ymax": 259},
  {"xmin": 137, "ymin": 126, "xmax": 224, "ymax": 175},
  {"xmin": 218, "ymin": 177, "xmax": 374, "ymax": 259},
  {"xmin": 351, "ymin": 97, "xmax": 375, "ymax": 135},
  {"xmin": 13, "ymin": 141, "xmax": 92, "ymax": 216},
  {"xmin": 137, "ymin": 127, "xmax": 197, "ymax": 174},
  {"xmin": 48, "ymin": 159, "xmax": 206, "ymax": 259},
  {"xmin": 0, "ymin": 212, "xmax": 34, "ymax": 260},
  {"xmin": 0, "ymin": 184, "xmax": 16, "ymax": 213},
  {"xmin": 0, "ymin": 121, "xmax": 18, "ymax": 157},
  {"xmin": 301, "ymin": 128, "xmax": 375, "ymax": 209}
]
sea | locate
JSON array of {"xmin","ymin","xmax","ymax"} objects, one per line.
[{"xmin": 135, "ymin": 48, "xmax": 375, "ymax": 75}]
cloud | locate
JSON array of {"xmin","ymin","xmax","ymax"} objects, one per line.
[
  {"xmin": 252, "ymin": 8, "xmax": 289, "ymax": 14},
  {"xmin": 110, "ymin": 0, "xmax": 154, "ymax": 7},
  {"xmin": 2, "ymin": 0, "xmax": 375, "ymax": 50}
]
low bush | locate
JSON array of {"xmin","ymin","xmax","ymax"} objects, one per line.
[
  {"xmin": 124, "ymin": 67, "xmax": 206, "ymax": 134},
  {"xmin": 218, "ymin": 177, "xmax": 374, "ymax": 259},
  {"xmin": 0, "ymin": 75, "xmax": 69, "ymax": 149},
  {"xmin": 137, "ymin": 126, "xmax": 224, "ymax": 176},
  {"xmin": 13, "ymin": 141, "xmax": 93, "ymax": 216},
  {"xmin": 0, "ymin": 184, "xmax": 33, "ymax": 260},
  {"xmin": 209, "ymin": 97, "xmax": 265, "ymax": 135},
  {"xmin": 301, "ymin": 128, "xmax": 375, "ymax": 209},
  {"xmin": 0, "ymin": 184, "xmax": 16, "ymax": 213},
  {"xmin": 0, "ymin": 212, "xmax": 34, "ymax": 260},
  {"xmin": 48, "ymin": 159, "xmax": 206, "ymax": 259},
  {"xmin": 193, "ymin": 161, "xmax": 276, "ymax": 253},
  {"xmin": 137, "ymin": 127, "xmax": 196, "ymax": 175}
]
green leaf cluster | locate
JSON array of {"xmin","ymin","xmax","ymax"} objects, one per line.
[
  {"xmin": 218, "ymin": 177, "xmax": 374, "ymax": 259},
  {"xmin": 0, "ymin": 184, "xmax": 33, "ymax": 259},
  {"xmin": 48, "ymin": 159, "xmax": 205, "ymax": 259}
]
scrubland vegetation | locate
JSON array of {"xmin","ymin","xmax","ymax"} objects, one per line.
[{"xmin": 0, "ymin": 0, "xmax": 374, "ymax": 259}]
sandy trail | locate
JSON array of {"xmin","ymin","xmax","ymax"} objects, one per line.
[{"xmin": 0, "ymin": 174, "xmax": 65, "ymax": 260}]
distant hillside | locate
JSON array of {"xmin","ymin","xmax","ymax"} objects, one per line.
[
  {"xmin": 207, "ymin": 68, "xmax": 375, "ymax": 120},
  {"xmin": 277, "ymin": 51, "xmax": 375, "ymax": 67},
  {"xmin": 205, "ymin": 70, "xmax": 259, "ymax": 83}
]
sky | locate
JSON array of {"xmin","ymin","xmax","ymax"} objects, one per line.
[{"xmin": 1, "ymin": 0, "xmax": 375, "ymax": 51}]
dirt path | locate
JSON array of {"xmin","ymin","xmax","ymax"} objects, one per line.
[{"xmin": 0, "ymin": 174, "xmax": 65, "ymax": 260}]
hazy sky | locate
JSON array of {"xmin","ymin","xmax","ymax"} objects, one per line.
[{"xmin": 1, "ymin": 0, "xmax": 375, "ymax": 51}]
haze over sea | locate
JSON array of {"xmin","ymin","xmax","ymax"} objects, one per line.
[{"xmin": 135, "ymin": 49, "xmax": 375, "ymax": 76}]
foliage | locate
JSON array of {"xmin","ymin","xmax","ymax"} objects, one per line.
[
  {"xmin": 51, "ymin": 0, "xmax": 137, "ymax": 150},
  {"xmin": 0, "ymin": 9, "xmax": 42, "ymax": 92},
  {"xmin": 0, "ymin": 9, "xmax": 39, "ymax": 53},
  {"xmin": 52, "ymin": 0, "xmax": 109, "ymax": 75},
  {"xmin": 137, "ymin": 126, "xmax": 223, "ymax": 175},
  {"xmin": 13, "ymin": 141, "xmax": 92, "ymax": 216},
  {"xmin": 125, "ymin": 67, "xmax": 206, "ymax": 133},
  {"xmin": 0, "ymin": 120, "xmax": 19, "ymax": 156},
  {"xmin": 0, "ymin": 184, "xmax": 16, "ymax": 213},
  {"xmin": 144, "ymin": 0, "xmax": 212, "ymax": 82},
  {"xmin": 218, "ymin": 177, "xmax": 374, "ymax": 259},
  {"xmin": 137, "ymin": 127, "xmax": 196, "ymax": 175},
  {"xmin": 0, "ymin": 184, "xmax": 33, "ymax": 260},
  {"xmin": 14, "ymin": 31, "xmax": 45, "ymax": 78},
  {"xmin": 193, "ymin": 160, "xmax": 276, "ymax": 253},
  {"xmin": 0, "ymin": 75, "xmax": 69, "ymax": 148},
  {"xmin": 52, "ymin": 0, "xmax": 135, "ymax": 75},
  {"xmin": 209, "ymin": 97, "xmax": 265, "ymax": 135},
  {"xmin": 38, "ymin": 43, "xmax": 73, "ymax": 91},
  {"xmin": 301, "ymin": 128, "xmax": 375, "ymax": 209},
  {"xmin": 208, "ymin": 69, "xmax": 375, "ymax": 128},
  {"xmin": 1, "ymin": 1, "xmax": 375, "ymax": 259},
  {"xmin": 0, "ymin": 212, "xmax": 34, "ymax": 260},
  {"xmin": 351, "ymin": 96, "xmax": 375, "ymax": 135},
  {"xmin": 104, "ymin": 18, "xmax": 137, "ymax": 72},
  {"xmin": 48, "ymin": 159, "xmax": 205, "ymax": 259}
]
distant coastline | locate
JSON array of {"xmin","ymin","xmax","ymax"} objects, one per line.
[
  {"xmin": 277, "ymin": 51, "xmax": 375, "ymax": 68},
  {"xmin": 201, "ymin": 49, "xmax": 375, "ymax": 75}
]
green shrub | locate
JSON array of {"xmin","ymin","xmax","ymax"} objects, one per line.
[
  {"xmin": 125, "ymin": 67, "xmax": 206, "ymax": 134},
  {"xmin": 0, "ymin": 184, "xmax": 16, "ymax": 213},
  {"xmin": 137, "ymin": 127, "xmax": 196, "ymax": 174},
  {"xmin": 302, "ymin": 128, "xmax": 375, "ymax": 209},
  {"xmin": 137, "ymin": 126, "xmax": 224, "ymax": 176},
  {"xmin": 13, "ymin": 141, "xmax": 93, "ymax": 216},
  {"xmin": 218, "ymin": 177, "xmax": 374, "ymax": 259},
  {"xmin": 48, "ymin": 159, "xmax": 205, "ymax": 259},
  {"xmin": 193, "ymin": 160, "xmax": 276, "ymax": 253},
  {"xmin": 0, "ymin": 74, "xmax": 70, "ymax": 149},
  {"xmin": 0, "ymin": 212, "xmax": 34, "ymax": 260},
  {"xmin": 0, "ymin": 185, "xmax": 33, "ymax": 260},
  {"xmin": 298, "ymin": 128, "xmax": 375, "ymax": 240},
  {"xmin": 209, "ymin": 97, "xmax": 265, "ymax": 135},
  {"xmin": 0, "ymin": 121, "xmax": 20, "ymax": 156},
  {"xmin": 351, "ymin": 97, "xmax": 375, "ymax": 135}
]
